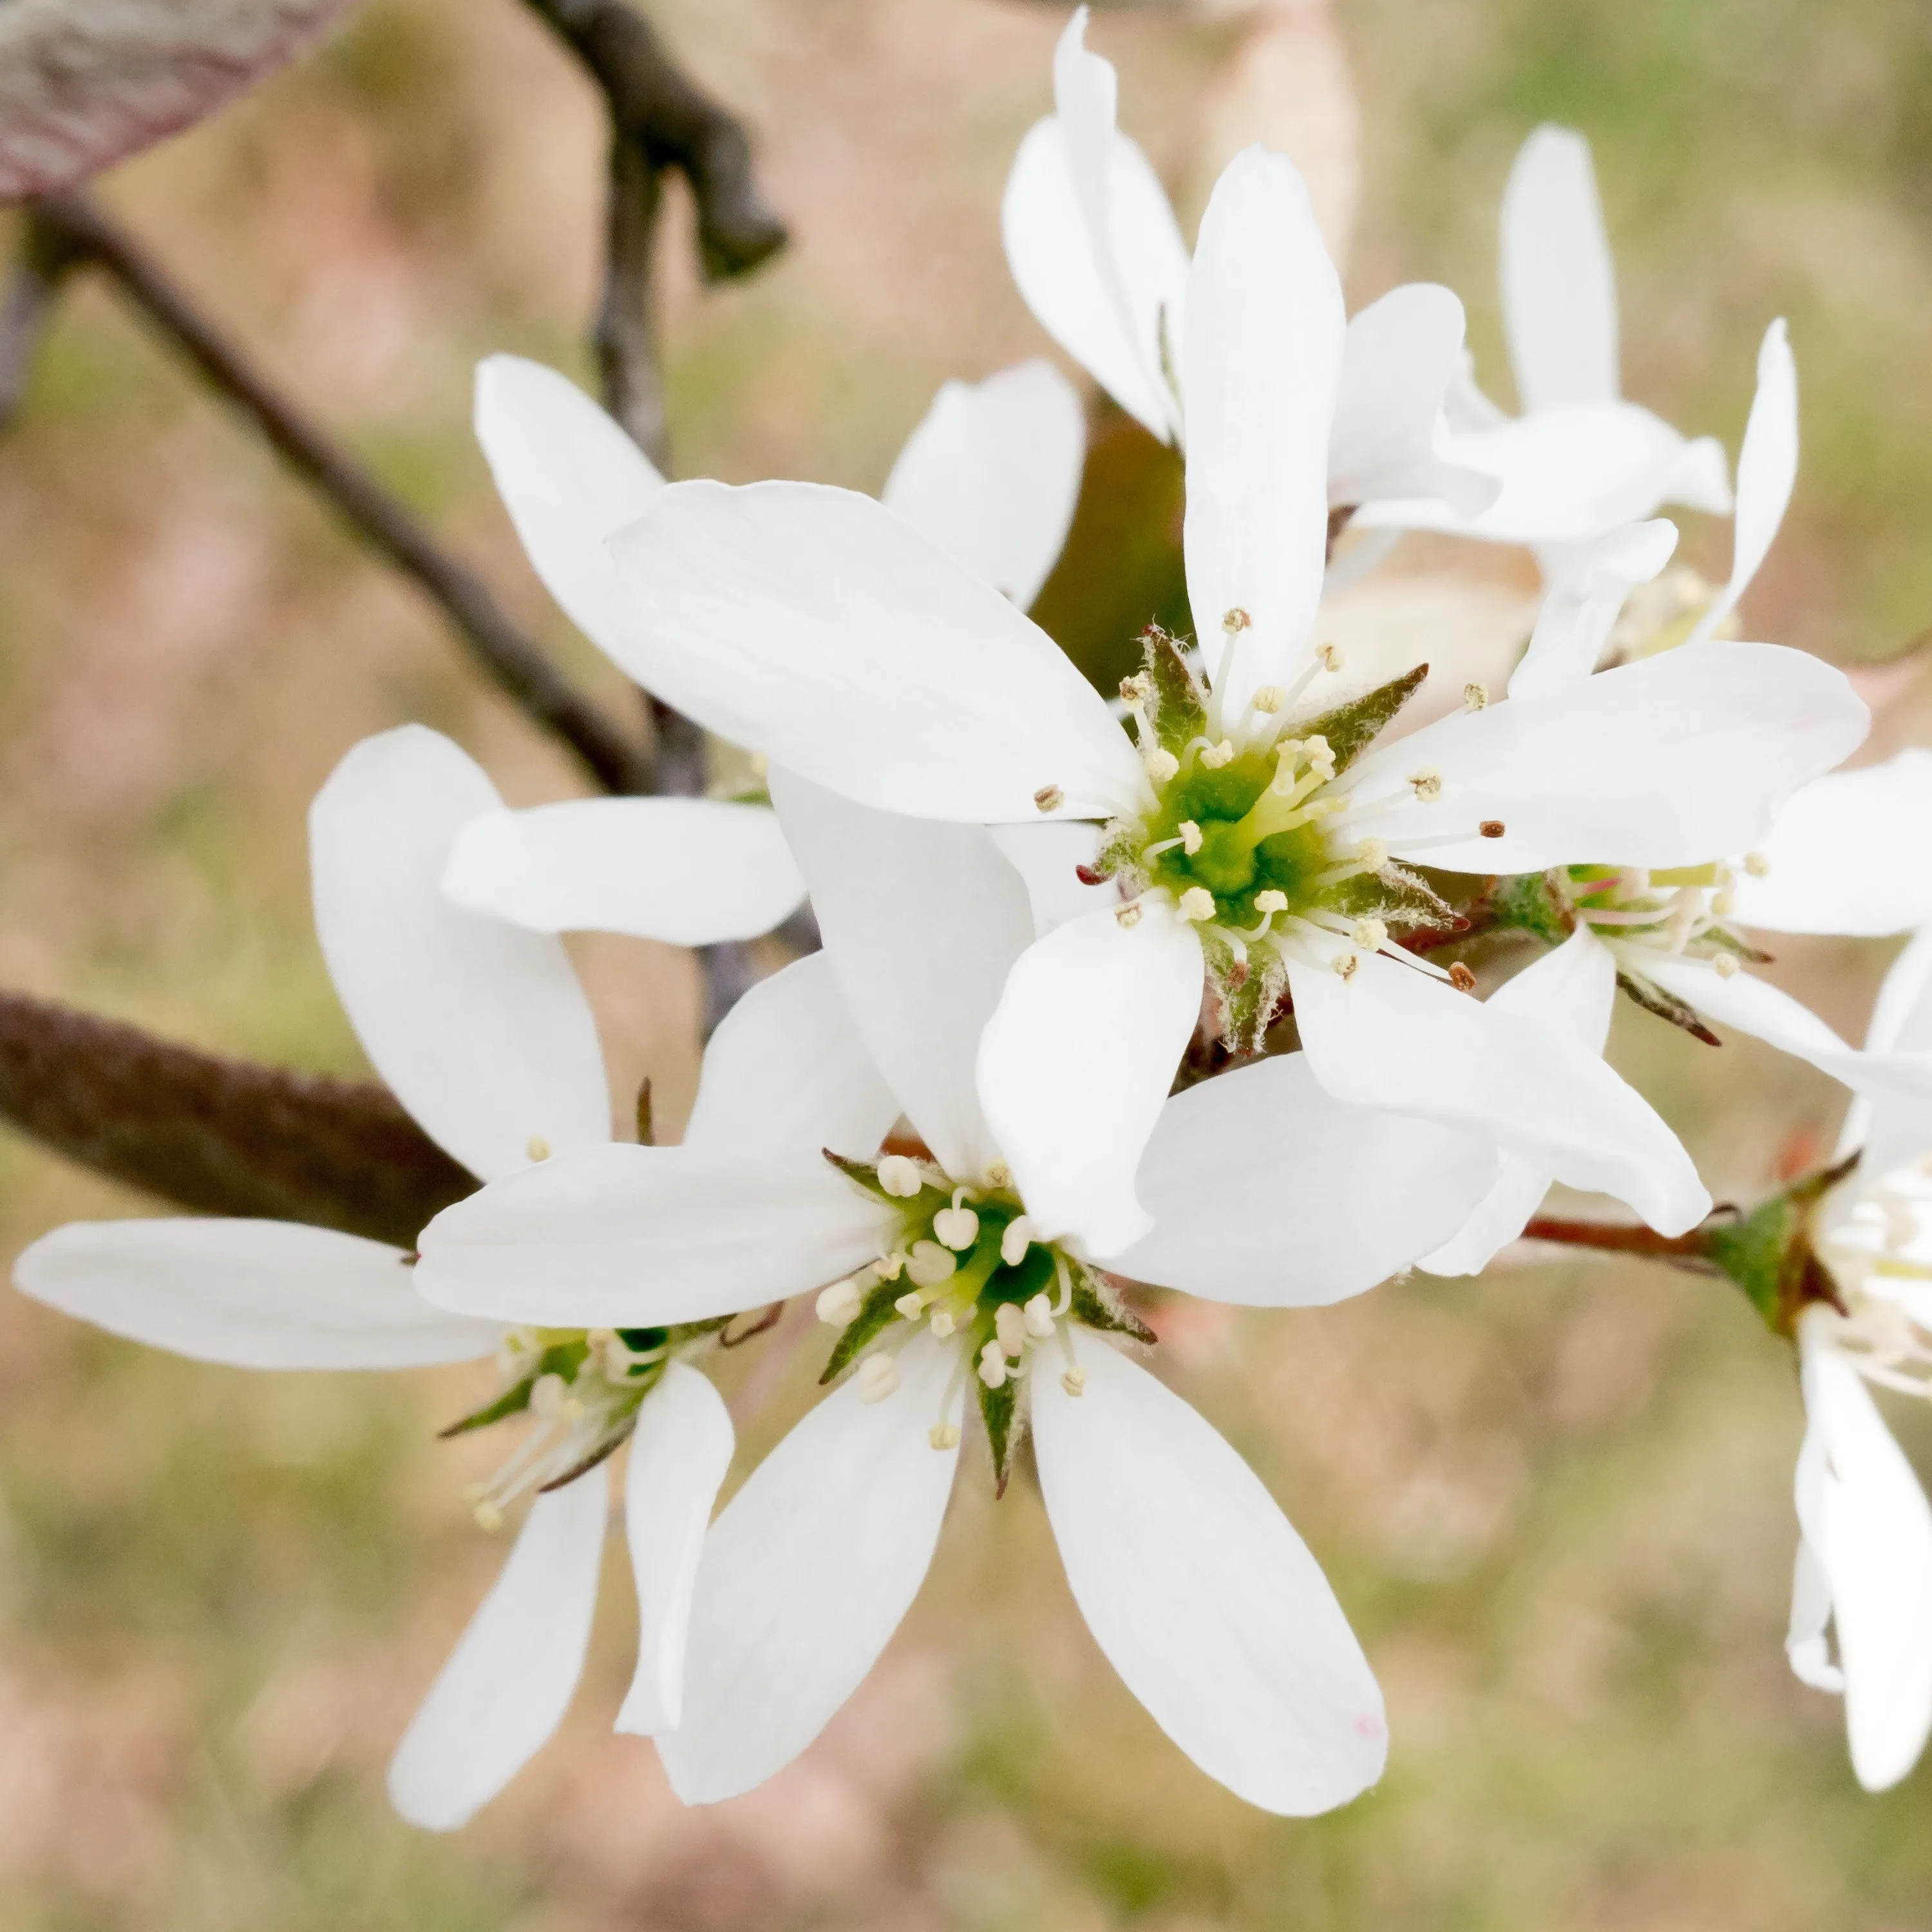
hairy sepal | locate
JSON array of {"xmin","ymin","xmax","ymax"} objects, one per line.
[
  {"xmin": 1616, "ymin": 968, "xmax": 1721, "ymax": 1046},
  {"xmin": 1294, "ymin": 663, "xmax": 1428, "ymax": 774},
  {"xmin": 1070, "ymin": 1264, "xmax": 1157, "ymax": 1344},
  {"xmin": 1140, "ymin": 625, "xmax": 1209, "ymax": 757},
  {"xmin": 820, "ymin": 1275, "xmax": 905, "ymax": 1385},
  {"xmin": 978, "ymin": 1371, "xmax": 1025, "ymax": 1499}
]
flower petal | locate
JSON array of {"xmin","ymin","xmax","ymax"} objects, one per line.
[
  {"xmin": 1727, "ymin": 751, "xmax": 1932, "ymax": 937},
  {"xmin": 1506, "ymin": 518, "xmax": 1678, "ymax": 700},
  {"xmin": 1000, "ymin": 12, "xmax": 1189, "ymax": 444},
  {"xmin": 978, "ymin": 896, "xmax": 1204, "ymax": 1257},
  {"xmin": 1287, "ymin": 945, "xmax": 1708, "ymax": 1234},
  {"xmin": 616, "ymin": 1361, "xmax": 735, "ymax": 1737},
  {"xmin": 1499, "ymin": 125, "xmax": 1618, "ymax": 413},
  {"xmin": 657, "ymin": 1329, "xmax": 963, "ymax": 1804},
  {"xmin": 1345, "ymin": 641, "xmax": 1870, "ymax": 874},
  {"xmin": 1329, "ymin": 284, "xmax": 1499, "ymax": 518},
  {"xmin": 771, "ymin": 768, "xmax": 1036, "ymax": 1180},
  {"xmin": 1117, "ymin": 1051, "xmax": 1497, "ymax": 1303},
  {"xmin": 1686, "ymin": 319, "xmax": 1797, "ymax": 650},
  {"xmin": 413, "ymin": 1143, "xmax": 895, "ymax": 1328},
  {"xmin": 1803, "ymin": 1333, "xmax": 1932, "ymax": 1790},
  {"xmin": 1416, "ymin": 926, "xmax": 1617, "ymax": 1274},
  {"xmin": 13, "ymin": 1217, "xmax": 500, "ymax": 1368},
  {"xmin": 1183, "ymin": 147, "xmax": 1343, "ymax": 717},
  {"xmin": 1033, "ymin": 1337, "xmax": 1385, "ymax": 1815},
  {"xmin": 443, "ymin": 797, "xmax": 806, "ymax": 945},
  {"xmin": 605, "ymin": 481, "xmax": 1145, "ymax": 820},
  {"xmin": 473, "ymin": 355, "xmax": 664, "ymax": 665},
  {"xmin": 388, "ymin": 1465, "xmax": 608, "ymax": 1830},
  {"xmin": 1788, "ymin": 1403, "xmax": 1845, "ymax": 1693},
  {"xmin": 881, "ymin": 361, "xmax": 1086, "ymax": 609},
  {"xmin": 683, "ymin": 951, "xmax": 900, "ymax": 1162},
  {"xmin": 311, "ymin": 726, "xmax": 610, "ymax": 1183}
]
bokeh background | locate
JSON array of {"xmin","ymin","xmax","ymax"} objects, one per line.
[{"xmin": 2, "ymin": 0, "xmax": 1931, "ymax": 1926}]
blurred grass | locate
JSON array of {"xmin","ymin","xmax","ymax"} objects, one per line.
[{"xmin": 0, "ymin": 1, "xmax": 1930, "ymax": 1927}]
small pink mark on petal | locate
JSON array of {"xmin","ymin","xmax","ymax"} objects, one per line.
[{"xmin": 1355, "ymin": 1713, "xmax": 1385, "ymax": 1739}]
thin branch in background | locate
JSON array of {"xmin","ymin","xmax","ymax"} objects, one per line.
[
  {"xmin": 0, "ymin": 207, "xmax": 86, "ymax": 430},
  {"xmin": 1519, "ymin": 1214, "xmax": 1724, "ymax": 1273},
  {"xmin": 597, "ymin": 131, "xmax": 670, "ymax": 471},
  {"xmin": 0, "ymin": 990, "xmax": 475, "ymax": 1246},
  {"xmin": 13, "ymin": 190, "xmax": 657, "ymax": 796}
]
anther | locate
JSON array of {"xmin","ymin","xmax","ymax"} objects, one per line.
[
  {"xmin": 929, "ymin": 1421, "xmax": 961, "ymax": 1451},
  {"xmin": 473, "ymin": 1499, "xmax": 506, "ymax": 1532},
  {"xmin": 1222, "ymin": 607, "xmax": 1251, "ymax": 633},
  {"xmin": 1119, "ymin": 673, "xmax": 1151, "ymax": 703},
  {"xmin": 1061, "ymin": 1367, "xmax": 1087, "ymax": 1397},
  {"xmin": 526, "ymin": 1135, "xmax": 551, "ymax": 1162},
  {"xmin": 1744, "ymin": 851, "xmax": 1769, "ymax": 877},
  {"xmin": 877, "ymin": 1154, "xmax": 923, "ymax": 1198},
  {"xmin": 1448, "ymin": 962, "xmax": 1477, "ymax": 993},
  {"xmin": 986, "ymin": 1161, "xmax": 1012, "ymax": 1189},
  {"xmin": 1408, "ymin": 767, "xmax": 1442, "ymax": 800},
  {"xmin": 1198, "ymin": 739, "xmax": 1236, "ymax": 770},
  {"xmin": 1352, "ymin": 917, "xmax": 1388, "ymax": 951},
  {"xmin": 894, "ymin": 1290, "xmax": 927, "ymax": 1320},
  {"xmin": 1251, "ymin": 685, "xmax": 1285, "ymax": 714},
  {"xmin": 1318, "ymin": 643, "xmax": 1344, "ymax": 673},
  {"xmin": 929, "ymin": 1308, "xmax": 956, "ymax": 1338},
  {"xmin": 1356, "ymin": 838, "xmax": 1388, "ymax": 869},
  {"xmin": 1180, "ymin": 820, "xmax": 1204, "ymax": 855},
  {"xmin": 1714, "ymin": 954, "xmax": 1740, "ymax": 980},
  {"xmin": 855, "ymin": 1354, "xmax": 901, "ymax": 1403},
  {"xmin": 1332, "ymin": 951, "xmax": 1360, "ymax": 981},
  {"xmin": 906, "ymin": 1240, "xmax": 958, "ymax": 1289},
  {"xmin": 817, "ymin": 1278, "xmax": 863, "ymax": 1325},
  {"xmin": 978, "ymin": 1341, "xmax": 1009, "ymax": 1389},
  {"xmin": 995, "ymin": 1302, "xmax": 1028, "ymax": 1358},
  {"xmin": 1479, "ymin": 820, "xmax": 1506, "ymax": 839},
  {"xmin": 1254, "ymin": 890, "xmax": 1288, "ymax": 915},
  {"xmin": 934, "ymin": 1191, "xmax": 980, "ymax": 1250},
  {"xmin": 1177, "ymin": 887, "xmax": 1217, "ymax": 922},
  {"xmin": 1145, "ymin": 748, "xmax": 1180, "ymax": 784},
  {"xmin": 1115, "ymin": 900, "xmax": 1145, "ymax": 929},
  {"xmin": 1034, "ymin": 784, "xmax": 1064, "ymax": 813},
  {"xmin": 1000, "ymin": 1217, "xmax": 1036, "ymax": 1267},
  {"xmin": 1463, "ymin": 682, "xmax": 1489, "ymax": 710},
  {"xmin": 1023, "ymin": 1293, "xmax": 1056, "ymax": 1338}
]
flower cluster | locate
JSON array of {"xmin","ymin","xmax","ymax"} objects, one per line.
[{"xmin": 17, "ymin": 2, "xmax": 1932, "ymax": 1833}]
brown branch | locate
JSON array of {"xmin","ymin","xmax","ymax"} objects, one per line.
[
  {"xmin": 1520, "ymin": 1214, "xmax": 1723, "ymax": 1273},
  {"xmin": 596, "ymin": 132, "xmax": 671, "ymax": 472},
  {"xmin": 17, "ymin": 189, "xmax": 656, "ymax": 797},
  {"xmin": 0, "ymin": 989, "xmax": 475, "ymax": 1247}
]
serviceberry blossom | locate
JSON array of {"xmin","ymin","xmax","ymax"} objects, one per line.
[
  {"xmin": 415, "ymin": 779, "xmax": 1516, "ymax": 1816},
  {"xmin": 1786, "ymin": 927, "xmax": 1932, "ymax": 1791},
  {"xmin": 1353, "ymin": 122, "xmax": 1735, "ymax": 556},
  {"xmin": 12, "ymin": 726, "xmax": 739, "ymax": 1831},
  {"xmin": 1003, "ymin": 7, "xmax": 1498, "ymax": 524},
  {"xmin": 450, "ymin": 350, "xmax": 1084, "ymax": 940}
]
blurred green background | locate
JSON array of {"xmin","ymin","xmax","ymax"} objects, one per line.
[{"xmin": 1, "ymin": 0, "xmax": 1931, "ymax": 1926}]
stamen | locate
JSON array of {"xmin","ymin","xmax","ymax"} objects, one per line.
[
  {"xmin": 1023, "ymin": 1293, "xmax": 1056, "ymax": 1338},
  {"xmin": 1318, "ymin": 642, "xmax": 1345, "ymax": 674},
  {"xmin": 1408, "ymin": 767, "xmax": 1442, "ymax": 800},
  {"xmin": 1061, "ymin": 1367, "xmax": 1087, "ymax": 1397},
  {"xmin": 1142, "ymin": 835, "xmax": 1185, "ymax": 860},
  {"xmin": 1177, "ymin": 887, "xmax": 1218, "ymax": 923},
  {"xmin": 929, "ymin": 1307, "xmax": 957, "ymax": 1338},
  {"xmin": 929, "ymin": 1421, "xmax": 961, "ymax": 1450},
  {"xmin": 1115, "ymin": 900, "xmax": 1145, "ymax": 929},
  {"xmin": 995, "ymin": 1302, "xmax": 1028, "ymax": 1358},
  {"xmin": 1714, "ymin": 953, "xmax": 1740, "ymax": 980},
  {"xmin": 817, "ymin": 1278, "xmax": 863, "ymax": 1325},
  {"xmin": 1179, "ymin": 820, "xmax": 1204, "ymax": 855},
  {"xmin": 1145, "ymin": 747, "xmax": 1180, "ymax": 784},
  {"xmin": 855, "ymin": 1354, "xmax": 901, "ymax": 1403},
  {"xmin": 1051, "ymin": 1255, "xmax": 1074, "ymax": 1319},
  {"xmin": 1250, "ymin": 685, "xmax": 1285, "ymax": 715},
  {"xmin": 1479, "ymin": 820, "xmax": 1505, "ymax": 839},
  {"xmin": 1119, "ymin": 673, "xmax": 1151, "ymax": 704},
  {"xmin": 526, "ymin": 1135, "xmax": 551, "ymax": 1162},
  {"xmin": 1332, "ymin": 951, "xmax": 1360, "ymax": 981},
  {"xmin": 1448, "ymin": 962, "xmax": 1477, "ymax": 993},
  {"xmin": 978, "ymin": 1340, "xmax": 1009, "ymax": 1389},
  {"xmin": 986, "ymin": 1161, "xmax": 1012, "ymax": 1189},
  {"xmin": 1352, "ymin": 917, "xmax": 1388, "ymax": 951},
  {"xmin": 1744, "ymin": 851, "xmax": 1769, "ymax": 877},
  {"xmin": 906, "ymin": 1240, "xmax": 958, "ymax": 1289},
  {"xmin": 877, "ymin": 1154, "xmax": 923, "ymax": 1198},
  {"xmin": 1000, "ymin": 1217, "xmax": 1036, "ymax": 1267},
  {"xmin": 934, "ymin": 1190, "xmax": 981, "ymax": 1251},
  {"xmin": 1198, "ymin": 739, "xmax": 1236, "ymax": 770},
  {"xmin": 1463, "ymin": 682, "xmax": 1489, "ymax": 710},
  {"xmin": 1034, "ymin": 785, "xmax": 1064, "ymax": 813},
  {"xmin": 894, "ymin": 1290, "xmax": 927, "ymax": 1320}
]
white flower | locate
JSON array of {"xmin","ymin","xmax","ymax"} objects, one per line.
[
  {"xmin": 1353, "ymin": 124, "xmax": 1736, "ymax": 554},
  {"xmin": 415, "ymin": 784, "xmax": 1514, "ymax": 1815},
  {"xmin": 450, "ymin": 350, "xmax": 1085, "ymax": 942},
  {"xmin": 12, "ymin": 725, "xmax": 736, "ymax": 1830},
  {"xmin": 1785, "ymin": 929, "xmax": 1932, "ymax": 1790},
  {"xmin": 1001, "ymin": 7, "xmax": 1499, "ymax": 522}
]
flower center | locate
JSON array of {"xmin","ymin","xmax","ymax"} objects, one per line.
[
  {"xmin": 1815, "ymin": 1168, "xmax": 1932, "ymax": 1401},
  {"xmin": 1567, "ymin": 861, "xmax": 1761, "ymax": 974}
]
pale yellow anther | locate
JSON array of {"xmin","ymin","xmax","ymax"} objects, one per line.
[
  {"xmin": 978, "ymin": 1341, "xmax": 1009, "ymax": 1389},
  {"xmin": 1061, "ymin": 1367, "xmax": 1087, "ymax": 1397},
  {"xmin": 1177, "ymin": 887, "xmax": 1217, "ymax": 923},
  {"xmin": 855, "ymin": 1354, "xmax": 900, "ymax": 1403},
  {"xmin": 1352, "ymin": 917, "xmax": 1388, "ymax": 951},
  {"xmin": 526, "ymin": 1135, "xmax": 551, "ymax": 1163},
  {"xmin": 1714, "ymin": 953, "xmax": 1740, "ymax": 979},
  {"xmin": 929, "ymin": 1308, "xmax": 956, "ymax": 1339},
  {"xmin": 906, "ymin": 1240, "xmax": 958, "ymax": 1289},
  {"xmin": 817, "ymin": 1279, "xmax": 863, "ymax": 1325},
  {"xmin": 1145, "ymin": 747, "xmax": 1180, "ymax": 784},
  {"xmin": 894, "ymin": 1290, "xmax": 927, "ymax": 1320},
  {"xmin": 1463, "ymin": 681, "xmax": 1490, "ymax": 710},
  {"xmin": 1222, "ymin": 606, "xmax": 1252, "ymax": 634},
  {"xmin": 1180, "ymin": 820, "xmax": 1204, "ymax": 856},
  {"xmin": 748, "ymin": 750, "xmax": 770, "ymax": 780},
  {"xmin": 877, "ymin": 1154, "xmax": 923, "ymax": 1198},
  {"xmin": 1712, "ymin": 887, "xmax": 1736, "ymax": 916},
  {"xmin": 929, "ymin": 1421, "xmax": 961, "ymax": 1451},
  {"xmin": 933, "ymin": 1197, "xmax": 980, "ymax": 1250},
  {"xmin": 1034, "ymin": 784, "xmax": 1065, "ymax": 813},
  {"xmin": 1253, "ymin": 889, "xmax": 1288, "ymax": 914},
  {"xmin": 1119, "ymin": 673, "xmax": 1150, "ymax": 703},
  {"xmin": 1318, "ymin": 642, "xmax": 1344, "ymax": 673},
  {"xmin": 986, "ymin": 1161, "xmax": 1012, "ymax": 1189},
  {"xmin": 1744, "ymin": 851, "xmax": 1770, "ymax": 877},
  {"xmin": 1115, "ymin": 900, "xmax": 1145, "ymax": 929},
  {"xmin": 1000, "ymin": 1217, "xmax": 1036, "ymax": 1267},
  {"xmin": 876, "ymin": 1252, "xmax": 907, "ymax": 1282},
  {"xmin": 1408, "ymin": 766, "xmax": 1443, "ymax": 800},
  {"xmin": 995, "ymin": 1302, "xmax": 1028, "ymax": 1358},
  {"xmin": 531, "ymin": 1372, "xmax": 568, "ymax": 1419},
  {"xmin": 1304, "ymin": 734, "xmax": 1332, "ymax": 764},
  {"xmin": 1251, "ymin": 685, "xmax": 1285, "ymax": 714},
  {"xmin": 1356, "ymin": 838, "xmax": 1388, "ymax": 869},
  {"xmin": 1332, "ymin": 951, "xmax": 1361, "ymax": 982},
  {"xmin": 1199, "ymin": 739, "xmax": 1236, "ymax": 770},
  {"xmin": 1023, "ymin": 1293, "xmax": 1056, "ymax": 1338},
  {"xmin": 473, "ymin": 1499, "xmax": 506, "ymax": 1532}
]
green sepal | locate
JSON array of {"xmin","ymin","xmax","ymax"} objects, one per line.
[
  {"xmin": 1331, "ymin": 862, "xmax": 1461, "ymax": 935},
  {"xmin": 1489, "ymin": 870, "xmax": 1577, "ymax": 945},
  {"xmin": 822, "ymin": 1148, "xmax": 943, "ymax": 1212},
  {"xmin": 1070, "ymin": 1263, "xmax": 1157, "ymax": 1343},
  {"xmin": 1294, "ymin": 663, "xmax": 1428, "ymax": 774},
  {"xmin": 1702, "ymin": 927, "xmax": 1774, "ymax": 967},
  {"xmin": 1616, "ymin": 969, "xmax": 1721, "ymax": 1046},
  {"xmin": 1202, "ymin": 929, "xmax": 1285, "ymax": 1054},
  {"xmin": 1140, "ymin": 624, "xmax": 1208, "ymax": 756},
  {"xmin": 437, "ymin": 1374, "xmax": 535, "ymax": 1439},
  {"xmin": 819, "ymin": 1277, "xmax": 905, "ymax": 1385},
  {"xmin": 978, "ymin": 1371, "xmax": 1023, "ymax": 1499},
  {"xmin": 1706, "ymin": 1154, "xmax": 1858, "ymax": 1335},
  {"xmin": 537, "ymin": 1408, "xmax": 640, "ymax": 1493}
]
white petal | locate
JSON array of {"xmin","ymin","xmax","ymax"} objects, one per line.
[
  {"xmin": 14, "ymin": 1218, "xmax": 500, "ymax": 1369},
  {"xmin": 1183, "ymin": 147, "xmax": 1344, "ymax": 718},
  {"xmin": 388, "ymin": 1466, "xmax": 608, "ymax": 1830},
  {"xmin": 444, "ymin": 797, "xmax": 806, "ymax": 945},
  {"xmin": 978, "ymin": 897, "xmax": 1204, "ymax": 1258},
  {"xmin": 1686, "ymin": 319, "xmax": 1797, "ymax": 649},
  {"xmin": 1287, "ymin": 946, "xmax": 1708, "ymax": 1234},
  {"xmin": 1414, "ymin": 927, "xmax": 1616, "ymax": 1274},
  {"xmin": 1500, "ymin": 126, "xmax": 1618, "ymax": 413},
  {"xmin": 989, "ymin": 819, "xmax": 1117, "ymax": 935},
  {"xmin": 616, "ymin": 1362, "xmax": 735, "ymax": 1736},
  {"xmin": 1728, "ymin": 751, "xmax": 1932, "ymax": 937},
  {"xmin": 1034, "ymin": 1338, "xmax": 1385, "ymax": 1815},
  {"xmin": 311, "ymin": 726, "xmax": 610, "ymax": 1184},
  {"xmin": 1118, "ymin": 1050, "xmax": 1498, "ymax": 1303},
  {"xmin": 1867, "ymin": 922, "xmax": 1932, "ymax": 1057},
  {"xmin": 1788, "ymin": 1403, "xmax": 1844, "ymax": 1693},
  {"xmin": 771, "ymin": 768, "xmax": 1036, "ymax": 1180},
  {"xmin": 882, "ymin": 361, "xmax": 1086, "ymax": 609},
  {"xmin": 1329, "ymin": 284, "xmax": 1499, "ymax": 518},
  {"xmin": 1633, "ymin": 952, "xmax": 1932, "ymax": 1111},
  {"xmin": 1346, "ymin": 641, "xmax": 1870, "ymax": 874},
  {"xmin": 605, "ymin": 481, "xmax": 1145, "ymax": 821},
  {"xmin": 657, "ymin": 1330, "xmax": 962, "ymax": 1804},
  {"xmin": 1506, "ymin": 518, "xmax": 1678, "ymax": 699},
  {"xmin": 1660, "ymin": 433, "xmax": 1736, "ymax": 516},
  {"xmin": 684, "ymin": 951, "xmax": 900, "ymax": 1162},
  {"xmin": 474, "ymin": 355, "xmax": 664, "ymax": 667},
  {"xmin": 1803, "ymin": 1338, "xmax": 1932, "ymax": 1790},
  {"xmin": 413, "ymin": 1143, "xmax": 895, "ymax": 1328}
]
